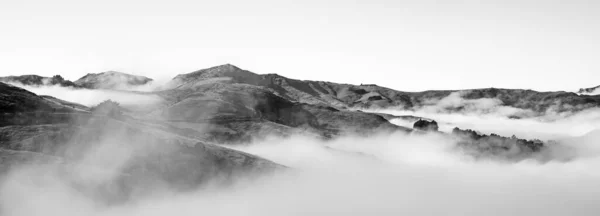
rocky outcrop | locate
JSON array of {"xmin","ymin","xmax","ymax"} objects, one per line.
[{"xmin": 413, "ymin": 119, "xmax": 439, "ymax": 132}]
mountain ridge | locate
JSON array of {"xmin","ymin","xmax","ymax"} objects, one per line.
[
  {"xmin": 5, "ymin": 64, "xmax": 598, "ymax": 115},
  {"xmin": 74, "ymin": 71, "xmax": 153, "ymax": 89},
  {"xmin": 163, "ymin": 64, "xmax": 600, "ymax": 114},
  {"xmin": 0, "ymin": 71, "xmax": 153, "ymax": 90}
]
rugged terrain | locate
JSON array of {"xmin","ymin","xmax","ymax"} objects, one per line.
[
  {"xmin": 164, "ymin": 64, "xmax": 600, "ymax": 114},
  {"xmin": 0, "ymin": 82, "xmax": 282, "ymax": 202},
  {"xmin": 1, "ymin": 64, "xmax": 592, "ymax": 202}
]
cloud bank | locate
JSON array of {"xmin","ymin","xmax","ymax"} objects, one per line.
[
  {"xmin": 2, "ymin": 130, "xmax": 600, "ymax": 216},
  {"xmin": 4, "ymin": 82, "xmax": 163, "ymax": 109},
  {"xmin": 369, "ymin": 92, "xmax": 600, "ymax": 140}
]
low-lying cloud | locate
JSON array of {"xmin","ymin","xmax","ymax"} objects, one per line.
[
  {"xmin": 5, "ymin": 82, "xmax": 163, "ymax": 109},
  {"xmin": 368, "ymin": 92, "xmax": 600, "ymax": 140},
  {"xmin": 1, "ymin": 86, "xmax": 600, "ymax": 216},
  {"xmin": 3, "ymin": 129, "xmax": 600, "ymax": 216}
]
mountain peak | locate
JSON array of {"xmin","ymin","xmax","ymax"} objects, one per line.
[
  {"xmin": 202, "ymin": 63, "xmax": 242, "ymax": 73},
  {"xmin": 216, "ymin": 63, "xmax": 239, "ymax": 69},
  {"xmin": 172, "ymin": 64, "xmax": 252, "ymax": 81},
  {"xmin": 74, "ymin": 71, "xmax": 153, "ymax": 89}
]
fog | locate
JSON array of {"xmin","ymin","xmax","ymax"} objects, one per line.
[
  {"xmin": 5, "ymin": 82, "xmax": 163, "ymax": 108},
  {"xmin": 1, "ymin": 89, "xmax": 600, "ymax": 215},
  {"xmin": 368, "ymin": 92, "xmax": 600, "ymax": 140},
  {"xmin": 3, "ymin": 128, "xmax": 600, "ymax": 216}
]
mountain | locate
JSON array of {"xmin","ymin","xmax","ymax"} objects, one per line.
[
  {"xmin": 0, "ymin": 82, "xmax": 82, "ymax": 114},
  {"xmin": 0, "ymin": 64, "xmax": 588, "ymax": 201},
  {"xmin": 0, "ymin": 71, "xmax": 154, "ymax": 90},
  {"xmin": 579, "ymin": 85, "xmax": 600, "ymax": 95},
  {"xmin": 5, "ymin": 65, "xmax": 599, "ymax": 114},
  {"xmin": 0, "ymin": 82, "xmax": 282, "ymax": 202},
  {"xmin": 154, "ymin": 65, "xmax": 406, "ymax": 141},
  {"xmin": 74, "ymin": 71, "xmax": 153, "ymax": 89},
  {"xmin": 165, "ymin": 64, "xmax": 600, "ymax": 114},
  {"xmin": 0, "ymin": 74, "xmax": 79, "ymax": 87}
]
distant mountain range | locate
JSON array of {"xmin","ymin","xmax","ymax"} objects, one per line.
[
  {"xmin": 0, "ymin": 74, "xmax": 79, "ymax": 88},
  {"xmin": 161, "ymin": 64, "xmax": 600, "ymax": 114},
  {"xmin": 0, "ymin": 71, "xmax": 153, "ymax": 90},
  {"xmin": 3, "ymin": 64, "xmax": 599, "ymax": 142},
  {"xmin": 3, "ymin": 65, "xmax": 599, "ymax": 114}
]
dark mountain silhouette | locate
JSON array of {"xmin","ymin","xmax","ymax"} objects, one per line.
[{"xmin": 413, "ymin": 119, "xmax": 439, "ymax": 132}]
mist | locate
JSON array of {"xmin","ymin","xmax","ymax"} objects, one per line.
[
  {"xmin": 2, "ymin": 120, "xmax": 600, "ymax": 215},
  {"xmin": 4, "ymin": 82, "xmax": 163, "ymax": 108},
  {"xmin": 367, "ymin": 92, "xmax": 600, "ymax": 140}
]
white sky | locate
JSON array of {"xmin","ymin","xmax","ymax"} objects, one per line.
[{"xmin": 0, "ymin": 0, "xmax": 598, "ymax": 91}]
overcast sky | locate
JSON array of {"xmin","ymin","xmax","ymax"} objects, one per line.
[{"xmin": 0, "ymin": 0, "xmax": 598, "ymax": 91}]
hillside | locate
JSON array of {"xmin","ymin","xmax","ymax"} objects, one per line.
[
  {"xmin": 0, "ymin": 83, "xmax": 282, "ymax": 202},
  {"xmin": 165, "ymin": 64, "xmax": 600, "ymax": 114},
  {"xmin": 74, "ymin": 71, "xmax": 153, "ymax": 89},
  {"xmin": 154, "ymin": 76, "xmax": 406, "ymax": 141},
  {"xmin": 5, "ymin": 65, "xmax": 599, "ymax": 114}
]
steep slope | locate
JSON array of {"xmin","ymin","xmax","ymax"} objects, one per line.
[
  {"xmin": 74, "ymin": 71, "xmax": 153, "ymax": 89},
  {"xmin": 0, "ymin": 74, "xmax": 79, "ymax": 87},
  {"xmin": 0, "ymin": 82, "xmax": 82, "ymax": 114}
]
